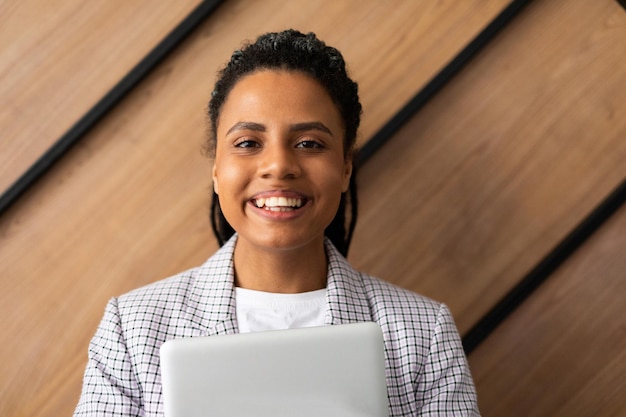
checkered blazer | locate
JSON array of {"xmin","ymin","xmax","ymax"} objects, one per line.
[{"xmin": 74, "ymin": 235, "xmax": 480, "ymax": 416}]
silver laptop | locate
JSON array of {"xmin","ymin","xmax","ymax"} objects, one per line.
[{"xmin": 160, "ymin": 322, "xmax": 389, "ymax": 417}]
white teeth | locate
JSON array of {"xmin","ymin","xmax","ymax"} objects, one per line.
[{"xmin": 253, "ymin": 196, "xmax": 303, "ymax": 209}]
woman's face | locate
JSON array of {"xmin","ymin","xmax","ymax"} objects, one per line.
[{"xmin": 212, "ymin": 70, "xmax": 352, "ymax": 253}]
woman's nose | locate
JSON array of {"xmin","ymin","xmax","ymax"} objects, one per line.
[{"xmin": 258, "ymin": 144, "xmax": 301, "ymax": 179}]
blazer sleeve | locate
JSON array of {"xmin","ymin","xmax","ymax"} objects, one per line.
[
  {"xmin": 416, "ymin": 304, "xmax": 481, "ymax": 416},
  {"xmin": 73, "ymin": 297, "xmax": 144, "ymax": 417}
]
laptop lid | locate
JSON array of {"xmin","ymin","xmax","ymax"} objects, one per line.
[{"xmin": 160, "ymin": 322, "xmax": 389, "ymax": 417}]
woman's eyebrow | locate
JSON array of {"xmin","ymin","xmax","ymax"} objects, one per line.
[
  {"xmin": 226, "ymin": 121, "xmax": 266, "ymax": 135},
  {"xmin": 289, "ymin": 122, "xmax": 334, "ymax": 137},
  {"xmin": 226, "ymin": 121, "xmax": 334, "ymax": 137}
]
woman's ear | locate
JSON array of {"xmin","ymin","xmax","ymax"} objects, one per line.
[
  {"xmin": 212, "ymin": 164, "xmax": 219, "ymax": 195},
  {"xmin": 342, "ymin": 158, "xmax": 353, "ymax": 193}
]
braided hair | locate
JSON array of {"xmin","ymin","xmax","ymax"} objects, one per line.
[{"xmin": 206, "ymin": 29, "xmax": 361, "ymax": 256}]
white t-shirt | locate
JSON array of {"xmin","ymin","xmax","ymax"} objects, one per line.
[{"xmin": 235, "ymin": 287, "xmax": 326, "ymax": 333}]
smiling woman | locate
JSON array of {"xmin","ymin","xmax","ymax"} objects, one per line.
[
  {"xmin": 213, "ymin": 70, "xmax": 352, "ymax": 292},
  {"xmin": 207, "ymin": 31, "xmax": 362, "ymax": 257},
  {"xmin": 73, "ymin": 30, "xmax": 480, "ymax": 416}
]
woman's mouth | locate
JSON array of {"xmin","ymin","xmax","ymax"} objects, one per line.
[{"xmin": 252, "ymin": 196, "xmax": 305, "ymax": 212}]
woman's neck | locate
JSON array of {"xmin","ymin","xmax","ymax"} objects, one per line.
[{"xmin": 232, "ymin": 237, "xmax": 328, "ymax": 293}]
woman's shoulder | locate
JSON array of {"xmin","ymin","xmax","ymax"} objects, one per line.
[
  {"xmin": 359, "ymin": 272, "xmax": 445, "ymax": 325},
  {"xmin": 116, "ymin": 239, "xmax": 236, "ymax": 309},
  {"xmin": 101, "ymin": 256, "xmax": 234, "ymax": 344},
  {"xmin": 113, "ymin": 265, "xmax": 204, "ymax": 319},
  {"xmin": 325, "ymin": 239, "xmax": 444, "ymax": 324}
]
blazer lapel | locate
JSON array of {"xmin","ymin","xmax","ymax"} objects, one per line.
[
  {"xmin": 183, "ymin": 236, "xmax": 239, "ymax": 337},
  {"xmin": 324, "ymin": 239, "xmax": 373, "ymax": 325}
]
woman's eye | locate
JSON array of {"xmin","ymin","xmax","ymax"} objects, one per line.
[
  {"xmin": 296, "ymin": 140, "xmax": 323, "ymax": 149},
  {"xmin": 234, "ymin": 139, "xmax": 260, "ymax": 148}
]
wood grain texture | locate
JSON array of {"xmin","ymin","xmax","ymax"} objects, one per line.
[
  {"xmin": 0, "ymin": 0, "xmax": 508, "ymax": 198},
  {"xmin": 468, "ymin": 204, "xmax": 626, "ymax": 417},
  {"xmin": 350, "ymin": 0, "xmax": 626, "ymax": 335},
  {"xmin": 0, "ymin": 0, "xmax": 203, "ymax": 195},
  {"xmin": 0, "ymin": 1, "xmax": 509, "ymax": 416}
]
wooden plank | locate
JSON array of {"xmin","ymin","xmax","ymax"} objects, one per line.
[
  {"xmin": 0, "ymin": 0, "xmax": 203, "ymax": 195},
  {"xmin": 349, "ymin": 0, "xmax": 626, "ymax": 335},
  {"xmin": 0, "ymin": 1, "xmax": 510, "ymax": 416},
  {"xmin": 467, "ymin": 203, "xmax": 626, "ymax": 417}
]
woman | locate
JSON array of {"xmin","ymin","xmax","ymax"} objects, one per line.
[{"xmin": 74, "ymin": 29, "xmax": 480, "ymax": 416}]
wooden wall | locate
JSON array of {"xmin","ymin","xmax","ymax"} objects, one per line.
[
  {"xmin": 0, "ymin": 0, "xmax": 202, "ymax": 194},
  {"xmin": 1, "ymin": 0, "xmax": 624, "ymax": 416}
]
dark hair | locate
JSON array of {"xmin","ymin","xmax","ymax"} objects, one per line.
[{"xmin": 207, "ymin": 29, "xmax": 361, "ymax": 256}]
